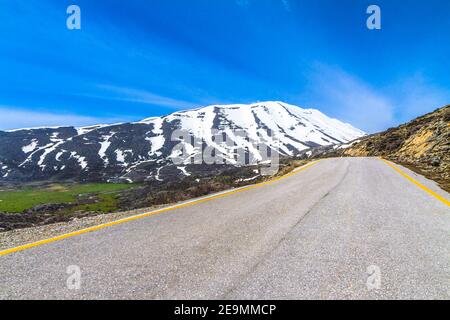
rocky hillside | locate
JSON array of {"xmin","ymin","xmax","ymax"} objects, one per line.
[
  {"xmin": 337, "ymin": 105, "xmax": 450, "ymax": 191},
  {"xmin": 0, "ymin": 101, "xmax": 364, "ymax": 183}
]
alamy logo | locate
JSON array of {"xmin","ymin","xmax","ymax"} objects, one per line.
[
  {"xmin": 366, "ymin": 265, "xmax": 381, "ymax": 290},
  {"xmin": 65, "ymin": 5, "xmax": 381, "ymax": 32},
  {"xmin": 66, "ymin": 265, "xmax": 81, "ymax": 290},
  {"xmin": 170, "ymin": 129, "xmax": 280, "ymax": 176},
  {"xmin": 366, "ymin": 5, "xmax": 381, "ymax": 30},
  {"xmin": 67, "ymin": 5, "xmax": 81, "ymax": 30}
]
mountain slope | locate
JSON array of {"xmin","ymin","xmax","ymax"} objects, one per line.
[
  {"xmin": 333, "ymin": 105, "xmax": 450, "ymax": 191},
  {"xmin": 0, "ymin": 101, "xmax": 365, "ymax": 183}
]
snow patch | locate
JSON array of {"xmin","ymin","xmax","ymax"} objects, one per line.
[
  {"xmin": 177, "ymin": 166, "xmax": 191, "ymax": 176},
  {"xmin": 70, "ymin": 151, "xmax": 88, "ymax": 170},
  {"xmin": 98, "ymin": 133, "xmax": 115, "ymax": 164},
  {"xmin": 22, "ymin": 140, "xmax": 38, "ymax": 154}
]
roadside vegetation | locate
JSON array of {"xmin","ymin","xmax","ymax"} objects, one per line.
[
  {"xmin": 120, "ymin": 158, "xmax": 308, "ymax": 210},
  {"xmin": 0, "ymin": 183, "xmax": 134, "ymax": 213},
  {"xmin": 0, "ymin": 158, "xmax": 308, "ymax": 232},
  {"xmin": 0, "ymin": 183, "xmax": 136, "ymax": 231}
]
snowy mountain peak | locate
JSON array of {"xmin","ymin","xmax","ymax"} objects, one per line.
[{"xmin": 0, "ymin": 102, "xmax": 365, "ymax": 182}]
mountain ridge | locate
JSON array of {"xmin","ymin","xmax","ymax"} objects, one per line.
[{"xmin": 0, "ymin": 101, "xmax": 365, "ymax": 183}]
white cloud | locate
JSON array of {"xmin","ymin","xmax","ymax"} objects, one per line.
[
  {"xmin": 0, "ymin": 106, "xmax": 126, "ymax": 131},
  {"xmin": 304, "ymin": 65, "xmax": 449, "ymax": 133},
  {"xmin": 305, "ymin": 65, "xmax": 395, "ymax": 133},
  {"xmin": 96, "ymin": 84, "xmax": 198, "ymax": 110},
  {"xmin": 0, "ymin": 85, "xmax": 205, "ymax": 131},
  {"xmin": 388, "ymin": 74, "xmax": 450, "ymax": 123}
]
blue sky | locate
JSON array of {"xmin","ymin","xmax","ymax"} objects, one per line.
[{"xmin": 0, "ymin": 0, "xmax": 449, "ymax": 132}]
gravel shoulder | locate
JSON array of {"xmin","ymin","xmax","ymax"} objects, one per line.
[{"xmin": 0, "ymin": 205, "xmax": 165, "ymax": 251}]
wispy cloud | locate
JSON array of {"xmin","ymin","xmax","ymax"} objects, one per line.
[
  {"xmin": 388, "ymin": 74, "xmax": 450, "ymax": 123},
  {"xmin": 305, "ymin": 65, "xmax": 395, "ymax": 133},
  {"xmin": 304, "ymin": 65, "xmax": 449, "ymax": 133},
  {"xmin": 95, "ymin": 84, "xmax": 198, "ymax": 109},
  {"xmin": 0, "ymin": 106, "xmax": 127, "ymax": 131},
  {"xmin": 0, "ymin": 85, "xmax": 210, "ymax": 131}
]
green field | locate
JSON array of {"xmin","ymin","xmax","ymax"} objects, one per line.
[{"xmin": 0, "ymin": 183, "xmax": 135, "ymax": 213}]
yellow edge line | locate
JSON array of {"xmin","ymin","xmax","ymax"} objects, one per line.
[
  {"xmin": 0, "ymin": 160, "xmax": 321, "ymax": 257},
  {"xmin": 380, "ymin": 158, "xmax": 450, "ymax": 207}
]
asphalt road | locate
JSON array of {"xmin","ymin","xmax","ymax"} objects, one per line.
[{"xmin": 0, "ymin": 158, "xmax": 449, "ymax": 299}]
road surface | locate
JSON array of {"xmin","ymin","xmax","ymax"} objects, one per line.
[{"xmin": 0, "ymin": 157, "xmax": 449, "ymax": 299}]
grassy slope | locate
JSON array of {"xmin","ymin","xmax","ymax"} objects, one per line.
[
  {"xmin": 0, "ymin": 159, "xmax": 309, "ymax": 231},
  {"xmin": 0, "ymin": 183, "xmax": 134, "ymax": 213}
]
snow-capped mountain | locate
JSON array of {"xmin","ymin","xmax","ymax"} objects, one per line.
[{"xmin": 0, "ymin": 102, "xmax": 365, "ymax": 182}]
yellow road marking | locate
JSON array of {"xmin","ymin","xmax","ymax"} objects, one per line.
[
  {"xmin": 0, "ymin": 160, "xmax": 321, "ymax": 257},
  {"xmin": 380, "ymin": 158, "xmax": 450, "ymax": 207}
]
